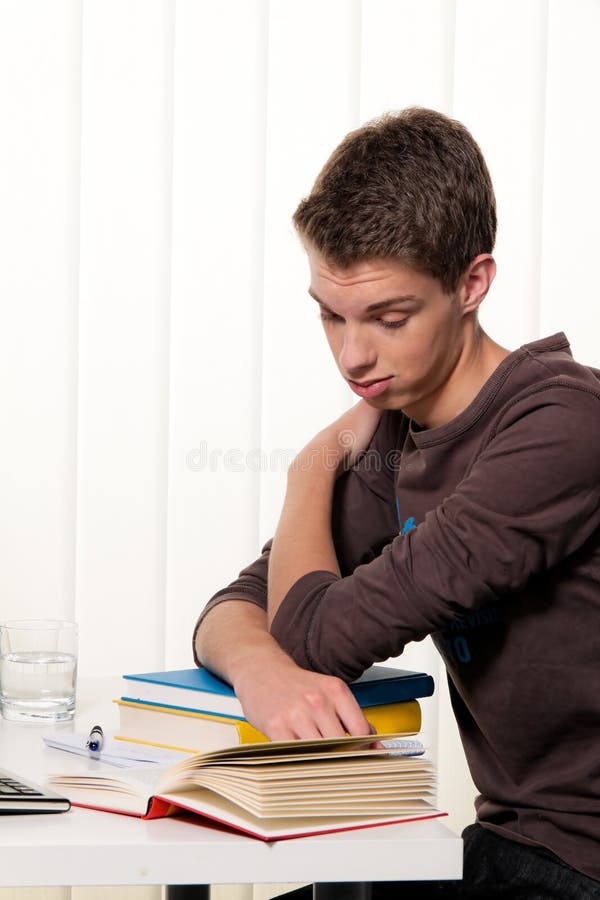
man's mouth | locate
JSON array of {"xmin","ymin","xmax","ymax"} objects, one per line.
[{"xmin": 347, "ymin": 376, "xmax": 394, "ymax": 398}]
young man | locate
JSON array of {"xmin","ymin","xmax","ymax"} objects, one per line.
[{"xmin": 194, "ymin": 108, "xmax": 600, "ymax": 898}]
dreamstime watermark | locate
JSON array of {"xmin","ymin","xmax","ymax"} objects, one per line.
[
  {"xmin": 186, "ymin": 438, "xmax": 404, "ymax": 474},
  {"xmin": 187, "ymin": 442, "xmax": 298, "ymax": 473}
]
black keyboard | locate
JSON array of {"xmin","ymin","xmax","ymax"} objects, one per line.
[
  {"xmin": 0, "ymin": 775, "xmax": 44, "ymax": 795},
  {"xmin": 0, "ymin": 768, "xmax": 70, "ymax": 813}
]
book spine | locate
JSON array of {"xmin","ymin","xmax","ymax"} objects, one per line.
[
  {"xmin": 351, "ymin": 676, "xmax": 434, "ymax": 706},
  {"xmin": 364, "ymin": 700, "xmax": 421, "ymax": 734}
]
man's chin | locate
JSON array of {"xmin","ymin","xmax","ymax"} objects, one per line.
[{"xmin": 363, "ymin": 393, "xmax": 403, "ymax": 412}]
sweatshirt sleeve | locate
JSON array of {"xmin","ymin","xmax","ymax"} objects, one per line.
[
  {"xmin": 270, "ymin": 383, "xmax": 600, "ymax": 680},
  {"xmin": 192, "ymin": 413, "xmax": 402, "ymax": 657}
]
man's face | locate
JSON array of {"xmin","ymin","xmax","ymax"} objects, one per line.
[{"xmin": 307, "ymin": 248, "xmax": 470, "ymax": 427}]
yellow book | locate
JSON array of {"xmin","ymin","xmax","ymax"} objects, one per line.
[
  {"xmin": 114, "ymin": 698, "xmax": 422, "ymax": 754},
  {"xmin": 364, "ymin": 699, "xmax": 421, "ymax": 735}
]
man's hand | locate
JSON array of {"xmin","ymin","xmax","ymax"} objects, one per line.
[
  {"xmin": 294, "ymin": 400, "xmax": 383, "ymax": 474},
  {"xmin": 235, "ymin": 651, "xmax": 374, "ymax": 741},
  {"xmin": 196, "ymin": 601, "xmax": 373, "ymax": 740}
]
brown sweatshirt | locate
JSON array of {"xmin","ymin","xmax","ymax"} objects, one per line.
[{"xmin": 196, "ymin": 334, "xmax": 600, "ymax": 880}]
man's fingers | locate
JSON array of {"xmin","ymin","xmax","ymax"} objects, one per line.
[
  {"xmin": 296, "ymin": 683, "xmax": 373, "ymax": 739},
  {"xmin": 338, "ymin": 699, "xmax": 374, "ymax": 736},
  {"xmin": 237, "ymin": 664, "xmax": 378, "ymax": 742},
  {"xmin": 321, "ymin": 676, "xmax": 373, "ymax": 736},
  {"xmin": 261, "ymin": 690, "xmax": 368, "ymax": 741},
  {"xmin": 272, "ymin": 698, "xmax": 348, "ymax": 740}
]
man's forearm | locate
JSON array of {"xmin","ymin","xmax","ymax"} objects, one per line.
[
  {"xmin": 267, "ymin": 402, "xmax": 382, "ymax": 628},
  {"xmin": 194, "ymin": 600, "xmax": 294, "ymax": 690},
  {"xmin": 267, "ymin": 457, "xmax": 339, "ymax": 627}
]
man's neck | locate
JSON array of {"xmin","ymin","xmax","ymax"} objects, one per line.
[{"xmin": 412, "ymin": 328, "xmax": 510, "ymax": 430}]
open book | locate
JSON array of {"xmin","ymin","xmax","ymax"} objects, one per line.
[{"xmin": 48, "ymin": 733, "xmax": 442, "ymax": 841}]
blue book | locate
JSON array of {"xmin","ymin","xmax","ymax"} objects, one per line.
[{"xmin": 121, "ymin": 665, "xmax": 434, "ymax": 719}]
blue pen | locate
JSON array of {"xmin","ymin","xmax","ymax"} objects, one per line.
[{"xmin": 86, "ymin": 724, "xmax": 104, "ymax": 758}]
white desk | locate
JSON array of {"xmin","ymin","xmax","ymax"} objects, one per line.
[{"xmin": 0, "ymin": 678, "xmax": 462, "ymax": 895}]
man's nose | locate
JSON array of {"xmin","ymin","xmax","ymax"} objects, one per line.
[{"xmin": 338, "ymin": 324, "xmax": 377, "ymax": 376}]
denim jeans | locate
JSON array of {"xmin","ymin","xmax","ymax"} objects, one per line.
[{"xmin": 277, "ymin": 823, "xmax": 600, "ymax": 899}]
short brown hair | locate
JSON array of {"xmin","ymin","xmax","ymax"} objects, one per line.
[{"xmin": 292, "ymin": 107, "xmax": 496, "ymax": 292}]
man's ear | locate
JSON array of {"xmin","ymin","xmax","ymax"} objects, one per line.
[{"xmin": 459, "ymin": 254, "xmax": 496, "ymax": 315}]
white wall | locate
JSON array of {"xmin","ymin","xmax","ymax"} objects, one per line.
[{"xmin": 1, "ymin": 1, "xmax": 599, "ymax": 895}]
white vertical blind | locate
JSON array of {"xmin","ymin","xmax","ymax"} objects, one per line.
[
  {"xmin": 454, "ymin": 0, "xmax": 549, "ymax": 350},
  {"xmin": 75, "ymin": 0, "xmax": 175, "ymax": 672},
  {"xmin": 1, "ymin": 4, "xmax": 599, "ymax": 896},
  {"xmin": 360, "ymin": 0, "xmax": 456, "ymax": 117},
  {"xmin": 0, "ymin": 0, "xmax": 80, "ymax": 622},
  {"xmin": 165, "ymin": 0, "xmax": 269, "ymax": 666},
  {"xmin": 540, "ymin": 0, "xmax": 600, "ymax": 365}
]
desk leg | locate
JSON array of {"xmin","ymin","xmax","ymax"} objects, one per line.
[
  {"xmin": 165, "ymin": 886, "xmax": 210, "ymax": 899},
  {"xmin": 313, "ymin": 884, "xmax": 372, "ymax": 899}
]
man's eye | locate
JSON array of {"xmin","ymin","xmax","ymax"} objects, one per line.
[
  {"xmin": 319, "ymin": 311, "xmax": 343, "ymax": 323},
  {"xmin": 377, "ymin": 317, "xmax": 409, "ymax": 330}
]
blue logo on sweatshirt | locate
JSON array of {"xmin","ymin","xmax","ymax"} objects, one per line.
[
  {"xmin": 401, "ymin": 516, "xmax": 416, "ymax": 536},
  {"xmin": 395, "ymin": 499, "xmax": 416, "ymax": 536}
]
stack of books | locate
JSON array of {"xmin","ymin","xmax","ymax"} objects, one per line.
[
  {"xmin": 50, "ymin": 665, "xmax": 441, "ymax": 840},
  {"xmin": 114, "ymin": 664, "xmax": 435, "ymax": 754}
]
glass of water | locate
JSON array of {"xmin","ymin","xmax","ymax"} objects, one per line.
[{"xmin": 0, "ymin": 620, "xmax": 78, "ymax": 722}]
